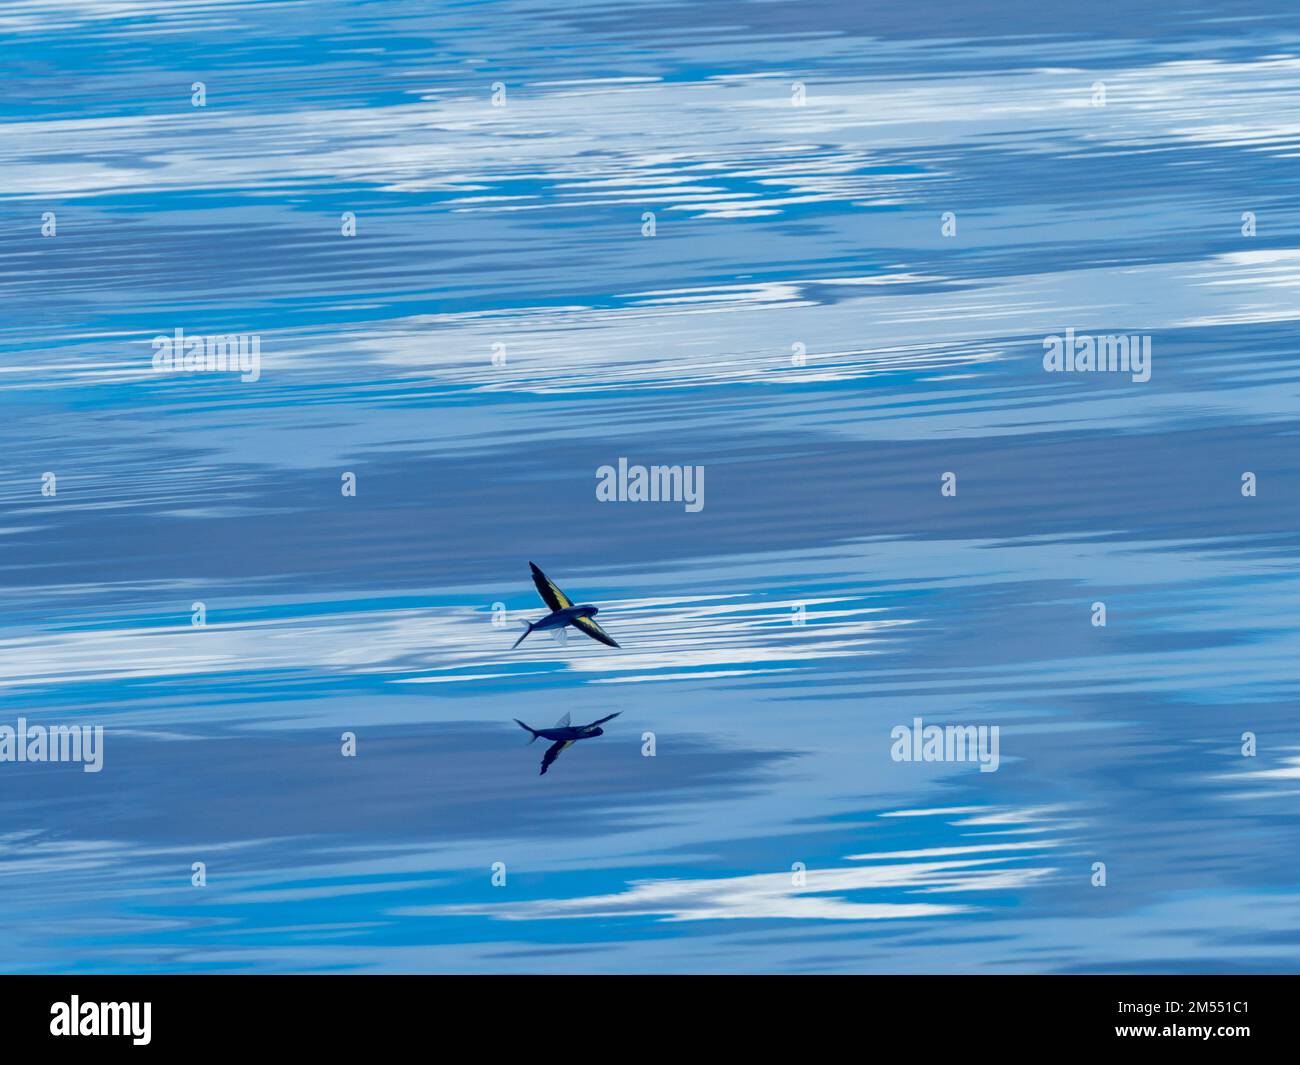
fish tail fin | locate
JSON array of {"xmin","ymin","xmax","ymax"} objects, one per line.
[
  {"xmin": 512, "ymin": 619, "xmax": 534, "ymax": 649},
  {"xmin": 514, "ymin": 719, "xmax": 539, "ymax": 744}
]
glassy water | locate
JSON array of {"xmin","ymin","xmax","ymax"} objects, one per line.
[{"xmin": 2, "ymin": 0, "xmax": 1299, "ymax": 973}]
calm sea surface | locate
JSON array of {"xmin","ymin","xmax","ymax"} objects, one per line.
[{"xmin": 2, "ymin": 0, "xmax": 1300, "ymax": 972}]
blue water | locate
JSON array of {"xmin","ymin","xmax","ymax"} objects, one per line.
[{"xmin": 3, "ymin": 0, "xmax": 1300, "ymax": 973}]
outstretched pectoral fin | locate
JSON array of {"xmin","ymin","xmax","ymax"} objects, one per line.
[
  {"xmin": 572, "ymin": 613, "xmax": 619, "ymax": 648},
  {"xmin": 530, "ymin": 562, "xmax": 573, "ymax": 611},
  {"xmin": 539, "ymin": 740, "xmax": 569, "ymax": 776}
]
